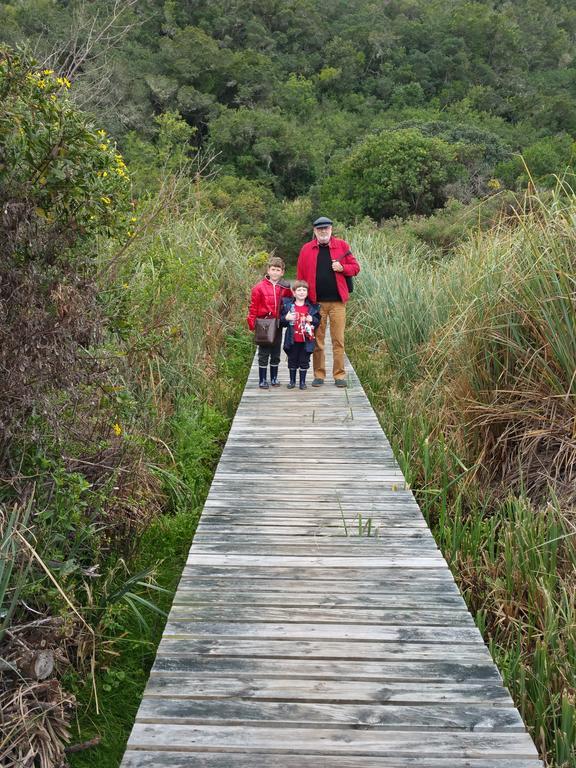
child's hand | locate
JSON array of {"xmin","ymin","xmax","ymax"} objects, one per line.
[
  {"xmin": 305, "ymin": 314, "xmax": 312, "ymax": 322},
  {"xmin": 286, "ymin": 312, "xmax": 295, "ymax": 321}
]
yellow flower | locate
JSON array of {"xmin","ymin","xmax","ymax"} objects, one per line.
[
  {"xmin": 42, "ymin": 69, "xmax": 54, "ymax": 75},
  {"xmin": 36, "ymin": 79, "xmax": 47, "ymax": 89},
  {"xmin": 97, "ymin": 129, "xmax": 107, "ymax": 137},
  {"xmin": 487, "ymin": 178, "xmax": 502, "ymax": 190},
  {"xmin": 112, "ymin": 422, "xmax": 122, "ymax": 436},
  {"xmin": 100, "ymin": 196, "xmax": 111, "ymax": 205},
  {"xmin": 130, "ymin": 217, "xmax": 137, "ymax": 223}
]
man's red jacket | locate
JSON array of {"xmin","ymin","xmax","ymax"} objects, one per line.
[
  {"xmin": 246, "ymin": 276, "xmax": 292, "ymax": 331},
  {"xmin": 296, "ymin": 236, "xmax": 360, "ymax": 303}
]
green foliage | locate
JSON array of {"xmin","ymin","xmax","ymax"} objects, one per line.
[
  {"xmin": 122, "ymin": 110, "xmax": 197, "ymax": 193},
  {"xmin": 168, "ymin": 401, "xmax": 228, "ymax": 509},
  {"xmin": 496, "ymin": 135, "xmax": 576, "ymax": 189},
  {"xmin": 208, "ymin": 107, "xmax": 318, "ymax": 196},
  {"xmin": 268, "ymin": 195, "xmax": 314, "ymax": 265},
  {"xmin": 0, "ymin": 49, "xmax": 131, "ymax": 260},
  {"xmin": 201, "ymin": 175, "xmax": 277, "ymax": 248},
  {"xmin": 5, "ymin": 0, "xmax": 576, "ymax": 239},
  {"xmin": 0, "ymin": 498, "xmax": 34, "ymax": 643},
  {"xmin": 398, "ymin": 192, "xmax": 515, "ymax": 250},
  {"xmin": 349, "ymin": 195, "xmax": 576, "ymax": 763},
  {"xmin": 322, "ymin": 128, "xmax": 460, "ymax": 222},
  {"xmin": 275, "ymin": 73, "xmax": 316, "ymax": 117}
]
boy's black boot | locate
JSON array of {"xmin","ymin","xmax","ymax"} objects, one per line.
[
  {"xmin": 286, "ymin": 369, "xmax": 297, "ymax": 389},
  {"xmin": 299, "ymin": 370, "xmax": 308, "ymax": 389},
  {"xmin": 270, "ymin": 365, "xmax": 280, "ymax": 387},
  {"xmin": 258, "ymin": 367, "xmax": 269, "ymax": 389}
]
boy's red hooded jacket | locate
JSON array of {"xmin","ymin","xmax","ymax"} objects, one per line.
[{"xmin": 246, "ymin": 276, "xmax": 292, "ymax": 331}]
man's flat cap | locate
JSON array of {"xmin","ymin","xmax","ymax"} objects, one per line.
[{"xmin": 313, "ymin": 216, "xmax": 333, "ymax": 228}]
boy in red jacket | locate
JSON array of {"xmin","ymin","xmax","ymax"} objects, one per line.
[{"xmin": 246, "ymin": 256, "xmax": 292, "ymax": 389}]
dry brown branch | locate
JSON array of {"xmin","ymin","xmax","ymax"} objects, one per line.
[{"xmin": 39, "ymin": 0, "xmax": 142, "ymax": 81}]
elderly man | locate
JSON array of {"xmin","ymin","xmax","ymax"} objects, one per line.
[{"xmin": 296, "ymin": 216, "xmax": 360, "ymax": 387}]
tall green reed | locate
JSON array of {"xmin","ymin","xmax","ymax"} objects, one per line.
[{"xmin": 349, "ymin": 188, "xmax": 576, "ymax": 766}]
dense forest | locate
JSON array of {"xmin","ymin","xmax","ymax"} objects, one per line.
[
  {"xmin": 2, "ymin": 0, "xmax": 576, "ymax": 252},
  {"xmin": 1, "ymin": 1, "xmax": 575, "ymax": 767}
]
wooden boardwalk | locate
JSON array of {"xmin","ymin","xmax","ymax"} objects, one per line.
[{"xmin": 121, "ymin": 347, "xmax": 542, "ymax": 768}]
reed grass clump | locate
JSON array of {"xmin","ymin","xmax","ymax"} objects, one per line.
[{"xmin": 349, "ymin": 189, "xmax": 576, "ymax": 767}]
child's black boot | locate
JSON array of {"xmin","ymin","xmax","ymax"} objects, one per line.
[
  {"xmin": 299, "ymin": 370, "xmax": 307, "ymax": 389},
  {"xmin": 258, "ymin": 367, "xmax": 269, "ymax": 389},
  {"xmin": 286, "ymin": 369, "xmax": 297, "ymax": 389},
  {"xmin": 270, "ymin": 365, "xmax": 280, "ymax": 387}
]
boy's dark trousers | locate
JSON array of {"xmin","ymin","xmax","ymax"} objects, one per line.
[
  {"xmin": 258, "ymin": 331, "xmax": 282, "ymax": 386},
  {"xmin": 287, "ymin": 342, "xmax": 312, "ymax": 371}
]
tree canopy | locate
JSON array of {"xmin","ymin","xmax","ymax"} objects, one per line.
[{"xmin": 3, "ymin": 0, "xmax": 576, "ymax": 249}]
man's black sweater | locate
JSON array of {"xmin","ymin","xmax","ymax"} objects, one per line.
[{"xmin": 315, "ymin": 244, "xmax": 341, "ymax": 302}]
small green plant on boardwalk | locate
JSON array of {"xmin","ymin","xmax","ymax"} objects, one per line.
[
  {"xmin": 349, "ymin": 188, "xmax": 576, "ymax": 767},
  {"xmin": 337, "ymin": 495, "xmax": 378, "ymax": 538}
]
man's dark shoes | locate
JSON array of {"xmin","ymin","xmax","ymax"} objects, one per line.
[
  {"xmin": 311, "ymin": 378, "xmax": 324, "ymax": 387},
  {"xmin": 287, "ymin": 369, "xmax": 297, "ymax": 389},
  {"xmin": 299, "ymin": 370, "xmax": 307, "ymax": 390},
  {"xmin": 334, "ymin": 378, "xmax": 348, "ymax": 388}
]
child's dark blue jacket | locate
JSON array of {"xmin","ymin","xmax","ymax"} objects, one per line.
[{"xmin": 280, "ymin": 297, "xmax": 321, "ymax": 354}]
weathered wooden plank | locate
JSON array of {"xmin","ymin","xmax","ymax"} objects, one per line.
[
  {"xmin": 178, "ymin": 565, "xmax": 456, "ymax": 581},
  {"xmin": 143, "ymin": 677, "xmax": 513, "ymax": 705},
  {"xmin": 186, "ymin": 554, "xmax": 445, "ymax": 568},
  {"xmin": 172, "ymin": 591, "xmax": 466, "ymax": 608},
  {"xmin": 166, "ymin": 607, "xmax": 474, "ymax": 627},
  {"xmin": 192, "ymin": 533, "xmax": 438, "ymax": 544},
  {"xmin": 200, "ymin": 510, "xmax": 426, "ymax": 521},
  {"xmin": 202, "ymin": 499, "xmax": 422, "ymax": 508},
  {"xmin": 150, "ymin": 657, "xmax": 499, "ymax": 682},
  {"xmin": 135, "ymin": 698, "xmax": 523, "ymax": 731},
  {"xmin": 190, "ymin": 544, "xmax": 441, "ymax": 557},
  {"xmin": 203, "ymin": 493, "xmax": 414, "ymax": 503},
  {"xmin": 122, "ymin": 752, "xmax": 542, "ymax": 768},
  {"xmin": 217, "ymin": 458, "xmax": 399, "ymax": 466},
  {"xmin": 195, "ymin": 525, "xmax": 430, "ymax": 535},
  {"xmin": 162, "ymin": 622, "xmax": 483, "ymax": 643},
  {"xmin": 126, "ymin": 725, "xmax": 539, "ymax": 757},
  {"xmin": 156, "ymin": 638, "xmax": 492, "ymax": 662},
  {"xmin": 177, "ymin": 572, "xmax": 459, "ymax": 589}
]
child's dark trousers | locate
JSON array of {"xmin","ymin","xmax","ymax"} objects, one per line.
[
  {"xmin": 287, "ymin": 341, "xmax": 312, "ymax": 370},
  {"xmin": 258, "ymin": 333, "xmax": 282, "ymax": 367}
]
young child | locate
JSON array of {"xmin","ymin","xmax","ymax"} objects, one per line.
[
  {"xmin": 280, "ymin": 280, "xmax": 321, "ymax": 389},
  {"xmin": 246, "ymin": 256, "xmax": 292, "ymax": 389}
]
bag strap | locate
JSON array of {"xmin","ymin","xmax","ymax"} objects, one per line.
[{"xmin": 333, "ymin": 249, "xmax": 353, "ymax": 263}]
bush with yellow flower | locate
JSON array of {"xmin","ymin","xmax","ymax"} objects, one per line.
[{"xmin": 0, "ymin": 48, "xmax": 131, "ymax": 262}]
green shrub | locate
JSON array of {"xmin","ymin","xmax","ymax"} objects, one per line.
[
  {"xmin": 321, "ymin": 128, "xmax": 461, "ymax": 222},
  {"xmin": 0, "ymin": 48, "xmax": 131, "ymax": 262}
]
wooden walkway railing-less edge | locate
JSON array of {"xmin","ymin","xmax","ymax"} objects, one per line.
[{"xmin": 121, "ymin": 346, "xmax": 542, "ymax": 768}]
